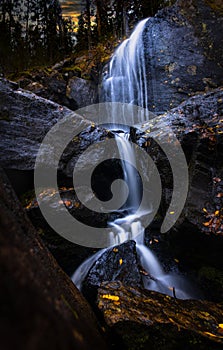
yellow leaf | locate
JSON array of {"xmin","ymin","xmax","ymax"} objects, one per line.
[
  {"xmin": 102, "ymin": 294, "xmax": 119, "ymax": 301},
  {"xmin": 204, "ymin": 331, "xmax": 223, "ymax": 338},
  {"xmin": 218, "ymin": 324, "xmax": 223, "ymax": 329},
  {"xmin": 119, "ymin": 258, "xmax": 123, "ymax": 265},
  {"xmin": 215, "ymin": 210, "xmax": 220, "ymax": 216},
  {"xmin": 201, "ymin": 312, "xmax": 210, "ymax": 317},
  {"xmin": 169, "ymin": 211, "xmax": 175, "ymax": 215},
  {"xmin": 113, "ymin": 248, "xmax": 118, "ymax": 253},
  {"xmin": 203, "ymin": 208, "xmax": 208, "ymax": 213},
  {"xmin": 203, "ymin": 222, "xmax": 210, "ymax": 227},
  {"xmin": 174, "ymin": 258, "xmax": 179, "ymax": 263}
]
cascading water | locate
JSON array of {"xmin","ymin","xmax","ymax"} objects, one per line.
[
  {"xmin": 102, "ymin": 18, "xmax": 149, "ymax": 124},
  {"xmin": 72, "ymin": 19, "xmax": 194, "ymax": 299}
]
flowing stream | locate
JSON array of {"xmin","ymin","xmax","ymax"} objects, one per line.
[{"xmin": 72, "ymin": 19, "xmax": 195, "ymax": 299}]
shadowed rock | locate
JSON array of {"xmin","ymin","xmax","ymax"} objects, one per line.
[{"xmin": 0, "ymin": 168, "xmax": 108, "ymax": 350}]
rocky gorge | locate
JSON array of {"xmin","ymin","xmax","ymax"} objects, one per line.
[{"xmin": 0, "ymin": 0, "xmax": 223, "ymax": 349}]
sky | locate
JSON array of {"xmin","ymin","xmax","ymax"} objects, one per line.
[{"xmin": 59, "ymin": 0, "xmax": 83, "ymax": 26}]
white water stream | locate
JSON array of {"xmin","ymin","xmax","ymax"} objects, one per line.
[{"xmin": 72, "ymin": 19, "xmax": 194, "ymax": 299}]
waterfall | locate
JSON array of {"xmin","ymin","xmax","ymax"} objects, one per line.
[
  {"xmin": 102, "ymin": 18, "xmax": 149, "ymax": 125},
  {"xmin": 72, "ymin": 19, "xmax": 194, "ymax": 299}
]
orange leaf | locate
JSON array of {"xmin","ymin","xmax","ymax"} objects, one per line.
[{"xmin": 203, "ymin": 222, "xmax": 211, "ymax": 227}]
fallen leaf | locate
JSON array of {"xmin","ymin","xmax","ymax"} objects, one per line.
[
  {"xmin": 102, "ymin": 294, "xmax": 120, "ymax": 301},
  {"xmin": 203, "ymin": 221, "xmax": 211, "ymax": 227},
  {"xmin": 64, "ymin": 200, "xmax": 72, "ymax": 207},
  {"xmin": 204, "ymin": 331, "xmax": 223, "ymax": 338}
]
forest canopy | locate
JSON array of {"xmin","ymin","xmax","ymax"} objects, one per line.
[
  {"xmin": 0, "ymin": 0, "xmax": 174, "ymax": 74},
  {"xmin": 0, "ymin": 0, "xmax": 75, "ymax": 73}
]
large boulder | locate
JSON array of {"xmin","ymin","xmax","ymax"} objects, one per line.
[
  {"xmin": 82, "ymin": 241, "xmax": 143, "ymax": 302},
  {"xmin": 143, "ymin": 0, "xmax": 223, "ymax": 112},
  {"xmin": 15, "ymin": 59, "xmax": 99, "ymax": 110},
  {"xmin": 133, "ymin": 87, "xmax": 223, "ymax": 236},
  {"xmin": 0, "ymin": 78, "xmax": 89, "ymax": 171},
  {"xmin": 0, "ymin": 167, "xmax": 107, "ymax": 350},
  {"xmin": 0, "ymin": 79, "xmax": 110, "ymax": 178},
  {"xmin": 66, "ymin": 77, "xmax": 99, "ymax": 109},
  {"xmin": 97, "ymin": 281, "xmax": 223, "ymax": 350},
  {"xmin": 131, "ymin": 87, "xmax": 223, "ymax": 299}
]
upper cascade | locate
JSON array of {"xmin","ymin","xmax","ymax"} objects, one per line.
[{"xmin": 102, "ymin": 18, "xmax": 149, "ymax": 125}]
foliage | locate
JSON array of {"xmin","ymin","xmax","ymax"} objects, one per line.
[
  {"xmin": 0, "ymin": 0, "xmax": 75, "ymax": 74},
  {"xmin": 76, "ymin": 0, "xmax": 176, "ymax": 50}
]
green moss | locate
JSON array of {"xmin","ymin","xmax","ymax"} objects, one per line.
[
  {"xmin": 43, "ymin": 67, "xmax": 53, "ymax": 74},
  {"xmin": 115, "ymin": 323, "xmax": 151, "ymax": 350},
  {"xmin": 205, "ymin": 0, "xmax": 223, "ymax": 13},
  {"xmin": 62, "ymin": 66, "xmax": 81, "ymax": 73},
  {"xmin": 199, "ymin": 266, "xmax": 223, "ymax": 288},
  {"xmin": 8, "ymin": 65, "xmax": 53, "ymax": 81}
]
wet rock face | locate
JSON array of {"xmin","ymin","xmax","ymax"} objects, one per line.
[
  {"xmin": 81, "ymin": 241, "xmax": 143, "ymax": 306},
  {"xmin": 0, "ymin": 79, "xmax": 110, "ymax": 178},
  {"xmin": 0, "ymin": 78, "xmax": 87, "ymax": 171},
  {"xmin": 132, "ymin": 87, "xmax": 223, "ymax": 237},
  {"xmin": 83, "ymin": 241, "xmax": 143, "ymax": 299},
  {"xmin": 132, "ymin": 87, "xmax": 223, "ymax": 300},
  {"xmin": 98, "ymin": 281, "xmax": 223, "ymax": 350},
  {"xmin": 143, "ymin": 0, "xmax": 223, "ymax": 113},
  {"xmin": 66, "ymin": 77, "xmax": 99, "ymax": 109}
]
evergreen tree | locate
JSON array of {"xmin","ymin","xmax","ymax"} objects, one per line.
[{"xmin": 0, "ymin": 0, "xmax": 75, "ymax": 73}]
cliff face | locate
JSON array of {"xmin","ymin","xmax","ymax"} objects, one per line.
[{"xmin": 143, "ymin": 0, "xmax": 223, "ymax": 113}]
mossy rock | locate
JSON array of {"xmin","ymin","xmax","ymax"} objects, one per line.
[
  {"xmin": 98, "ymin": 281, "xmax": 223, "ymax": 349},
  {"xmin": 199, "ymin": 266, "xmax": 223, "ymax": 287},
  {"xmin": 198, "ymin": 266, "xmax": 223, "ymax": 300},
  {"xmin": 62, "ymin": 66, "xmax": 81, "ymax": 73}
]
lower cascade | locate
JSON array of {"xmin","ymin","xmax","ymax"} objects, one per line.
[{"xmin": 72, "ymin": 19, "xmax": 195, "ymax": 299}]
